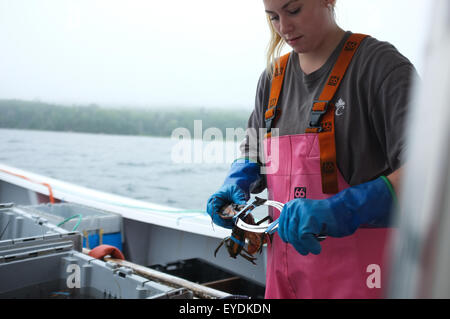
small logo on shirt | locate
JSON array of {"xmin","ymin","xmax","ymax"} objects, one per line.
[{"xmin": 335, "ymin": 98, "xmax": 346, "ymax": 116}]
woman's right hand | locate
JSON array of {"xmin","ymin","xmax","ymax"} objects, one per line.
[{"xmin": 206, "ymin": 184, "xmax": 248, "ymax": 229}]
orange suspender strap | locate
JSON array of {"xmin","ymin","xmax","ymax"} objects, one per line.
[
  {"xmin": 264, "ymin": 53, "xmax": 291, "ymax": 138},
  {"xmin": 305, "ymin": 33, "xmax": 369, "ymax": 194},
  {"xmin": 0, "ymin": 168, "xmax": 55, "ymax": 203},
  {"xmin": 264, "ymin": 34, "xmax": 368, "ymax": 194}
]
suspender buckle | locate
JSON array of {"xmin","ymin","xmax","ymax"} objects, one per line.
[
  {"xmin": 265, "ymin": 107, "xmax": 277, "ymax": 134},
  {"xmin": 308, "ymin": 100, "xmax": 329, "ymax": 132},
  {"xmin": 265, "ymin": 118, "xmax": 274, "ymax": 133}
]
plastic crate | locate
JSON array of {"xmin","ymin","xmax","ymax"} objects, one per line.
[
  {"xmin": 0, "ymin": 203, "xmax": 82, "ymax": 251},
  {"xmin": 0, "ymin": 245, "xmax": 192, "ymax": 299},
  {"xmin": 21, "ymin": 203, "xmax": 123, "ymax": 251},
  {"xmin": 0, "ymin": 203, "xmax": 193, "ymax": 299}
]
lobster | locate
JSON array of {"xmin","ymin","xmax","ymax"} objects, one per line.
[{"xmin": 213, "ymin": 203, "xmax": 271, "ymax": 265}]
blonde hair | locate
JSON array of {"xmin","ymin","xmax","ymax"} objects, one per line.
[
  {"xmin": 265, "ymin": 1, "xmax": 337, "ymax": 79},
  {"xmin": 266, "ymin": 14, "xmax": 286, "ymax": 80}
]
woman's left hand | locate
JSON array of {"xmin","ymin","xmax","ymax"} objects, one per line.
[{"xmin": 278, "ymin": 177, "xmax": 395, "ymax": 256}]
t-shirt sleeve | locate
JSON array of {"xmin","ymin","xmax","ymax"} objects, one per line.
[
  {"xmin": 238, "ymin": 70, "xmax": 271, "ymax": 193},
  {"xmin": 370, "ymin": 61, "xmax": 419, "ymax": 171},
  {"xmin": 239, "ymin": 70, "xmax": 270, "ymax": 164}
]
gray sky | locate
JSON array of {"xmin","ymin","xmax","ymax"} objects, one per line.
[{"xmin": 0, "ymin": 0, "xmax": 433, "ymax": 109}]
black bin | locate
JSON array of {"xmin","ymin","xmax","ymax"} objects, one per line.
[{"xmin": 149, "ymin": 258, "xmax": 265, "ymax": 299}]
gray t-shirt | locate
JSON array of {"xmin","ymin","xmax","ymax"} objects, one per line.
[{"xmin": 241, "ymin": 32, "xmax": 418, "ymax": 190}]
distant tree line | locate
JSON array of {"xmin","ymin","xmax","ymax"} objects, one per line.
[{"xmin": 0, "ymin": 99, "xmax": 250, "ymax": 138}]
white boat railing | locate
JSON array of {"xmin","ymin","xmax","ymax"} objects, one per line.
[{"xmin": 0, "ymin": 163, "xmax": 230, "ymax": 239}]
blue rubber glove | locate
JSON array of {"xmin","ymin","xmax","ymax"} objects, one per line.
[
  {"xmin": 206, "ymin": 159, "xmax": 261, "ymax": 229},
  {"xmin": 278, "ymin": 176, "xmax": 396, "ymax": 256}
]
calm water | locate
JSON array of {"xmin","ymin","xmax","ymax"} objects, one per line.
[{"xmin": 0, "ymin": 128, "xmax": 246, "ymax": 210}]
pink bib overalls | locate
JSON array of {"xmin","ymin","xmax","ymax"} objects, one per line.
[{"xmin": 262, "ymin": 34, "xmax": 391, "ymax": 299}]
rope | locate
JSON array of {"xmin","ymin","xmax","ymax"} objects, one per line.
[
  {"xmin": 0, "ymin": 168, "xmax": 55, "ymax": 203},
  {"xmin": 56, "ymin": 214, "xmax": 83, "ymax": 231}
]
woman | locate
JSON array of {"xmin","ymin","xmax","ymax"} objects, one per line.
[{"xmin": 207, "ymin": 0, "xmax": 417, "ymax": 299}]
